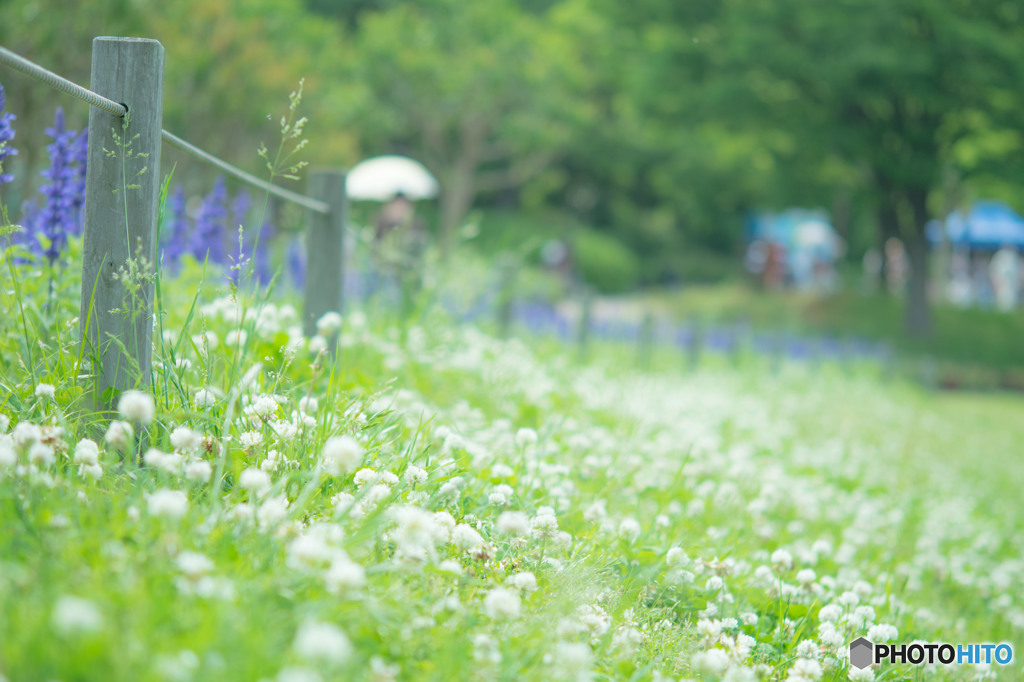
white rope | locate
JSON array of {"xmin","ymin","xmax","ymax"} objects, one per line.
[
  {"xmin": 161, "ymin": 130, "xmax": 330, "ymax": 215},
  {"xmin": 0, "ymin": 46, "xmax": 127, "ymax": 117},
  {"xmin": 0, "ymin": 45, "xmax": 333, "ymax": 217}
]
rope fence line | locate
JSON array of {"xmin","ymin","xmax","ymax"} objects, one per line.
[
  {"xmin": 3, "ymin": 38, "xmax": 349, "ymax": 401},
  {"xmin": 160, "ymin": 130, "xmax": 329, "ymax": 215},
  {"xmin": 0, "ymin": 44, "xmax": 330, "ymax": 216},
  {"xmin": 0, "ymin": 45, "xmax": 127, "ymax": 118}
]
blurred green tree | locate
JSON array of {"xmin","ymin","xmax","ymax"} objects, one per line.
[{"xmin": 328, "ymin": 0, "xmax": 592, "ymax": 256}]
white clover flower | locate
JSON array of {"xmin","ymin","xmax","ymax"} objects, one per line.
[
  {"xmin": 452, "ymin": 523, "xmax": 484, "ymax": 552},
  {"xmin": 324, "ymin": 556, "xmax": 366, "ymax": 592},
  {"xmin": 308, "ymin": 335, "xmax": 329, "ymax": 356},
  {"xmin": 496, "ymin": 511, "xmax": 530, "ymax": 536},
  {"xmin": 353, "ymin": 467, "xmax": 379, "ymax": 488},
  {"xmin": 483, "ymin": 587, "xmax": 521, "ymax": 620},
  {"xmin": 612, "ymin": 625, "xmax": 644, "ymax": 656},
  {"xmin": 438, "ymin": 559, "xmax": 462, "ymax": 575},
  {"xmin": 491, "ymin": 463, "xmax": 514, "ymax": 478},
  {"xmin": 550, "ymin": 641, "xmax": 592, "ymax": 679},
  {"xmin": 390, "ymin": 505, "xmax": 442, "ymax": 552},
  {"xmin": 740, "ymin": 612, "xmax": 759, "ymax": 627},
  {"xmin": 170, "ymin": 426, "xmax": 202, "ymax": 452},
  {"xmin": 691, "ymin": 648, "xmax": 731, "ymax": 677},
  {"xmin": 277, "ymin": 667, "xmax": 323, "ymax": 682},
  {"xmin": 321, "ymin": 435, "xmax": 363, "ymax": 475},
  {"xmin": 146, "ymin": 489, "xmax": 188, "ymax": 520},
  {"xmin": 867, "ymin": 623, "xmax": 897, "ymax": 642},
  {"xmin": 239, "ymin": 430, "xmax": 263, "ymax": 449},
  {"xmin": 52, "ymin": 595, "xmax": 103, "ymax": 634},
  {"xmin": 705, "ymin": 575, "xmax": 724, "ymax": 591},
  {"xmin": 12, "ymin": 422, "xmax": 41, "ymax": 450},
  {"xmin": 0, "ymin": 441, "xmax": 18, "ymax": 470},
  {"xmin": 506, "ymin": 571, "xmax": 538, "ymax": 593},
  {"xmin": 298, "ymin": 396, "xmax": 319, "ymax": 415},
  {"xmin": 258, "ymin": 495, "xmax": 290, "ymax": 528},
  {"xmin": 194, "ymin": 389, "xmax": 217, "ymax": 409},
  {"xmin": 184, "ymin": 460, "xmax": 212, "ymax": 483},
  {"xmin": 177, "ymin": 551, "xmax": 215, "ymax": 576},
  {"xmin": 818, "ymin": 604, "xmax": 842, "ymax": 623},
  {"xmin": 0, "ymin": 413, "xmax": 9, "ymax": 432},
  {"xmin": 771, "ymin": 549, "xmax": 794, "ymax": 569},
  {"xmin": 29, "ymin": 442, "xmax": 55, "ymax": 466},
  {"xmin": 696, "ymin": 618, "xmax": 723, "ymax": 641},
  {"xmin": 35, "ymin": 383, "xmax": 56, "ymax": 399},
  {"xmin": 118, "ymin": 390, "xmax": 155, "ymax": 425},
  {"xmin": 72, "ymin": 439, "xmax": 100, "ymax": 466},
  {"xmin": 473, "ymin": 634, "xmax": 502, "ymax": 664},
  {"xmin": 246, "ymin": 394, "xmax": 279, "ymax": 420},
  {"xmin": 838, "ymin": 591, "xmax": 860, "ymax": 607},
  {"xmin": 143, "ymin": 448, "xmax": 183, "ymax": 475},
  {"xmin": 618, "ymin": 517, "xmax": 642, "ymax": 542},
  {"xmin": 796, "ymin": 568, "xmax": 817, "ymax": 585},
  {"xmin": 240, "ymin": 467, "xmax": 272, "ymax": 495},
  {"xmin": 531, "ymin": 509, "xmax": 559, "ymax": 540},
  {"xmin": 432, "ymin": 511, "xmax": 456, "ymax": 541},
  {"xmin": 225, "ymin": 329, "xmax": 247, "ymax": 347},
  {"xmin": 785, "ymin": 658, "xmax": 822, "ymax": 681},
  {"xmin": 293, "ymin": 620, "xmax": 352, "ymax": 665},
  {"xmin": 796, "ymin": 639, "xmax": 820, "ymax": 659},
  {"xmin": 515, "ymin": 427, "xmax": 538, "ymax": 448},
  {"xmin": 316, "ymin": 311, "xmax": 343, "ymax": 337},
  {"xmin": 666, "ymin": 547, "xmax": 690, "ymax": 567},
  {"xmin": 402, "ymin": 465, "xmax": 428, "ymax": 485}
]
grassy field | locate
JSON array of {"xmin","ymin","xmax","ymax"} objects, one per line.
[{"xmin": 1, "ymin": 239, "xmax": 1023, "ymax": 681}]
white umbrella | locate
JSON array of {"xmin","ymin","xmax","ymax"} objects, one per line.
[{"xmin": 346, "ymin": 155, "xmax": 439, "ymax": 201}]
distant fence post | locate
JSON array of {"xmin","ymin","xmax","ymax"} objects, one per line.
[
  {"xmin": 576, "ymin": 289, "xmax": 593, "ymax": 362},
  {"xmin": 495, "ymin": 255, "xmax": 517, "ymax": 339},
  {"xmin": 637, "ymin": 311, "xmax": 654, "ymax": 369},
  {"xmin": 80, "ymin": 37, "xmax": 164, "ymax": 402},
  {"xmin": 303, "ymin": 169, "xmax": 347, "ymax": 337}
]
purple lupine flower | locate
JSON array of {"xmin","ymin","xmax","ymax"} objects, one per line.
[
  {"xmin": 66, "ymin": 127, "xmax": 87, "ymax": 236},
  {"xmin": 288, "ymin": 236, "xmax": 305, "ymax": 289},
  {"xmin": 34, "ymin": 107, "xmax": 82, "ymax": 264},
  {"xmin": 189, "ymin": 176, "xmax": 228, "ymax": 265},
  {"xmin": 0, "ymin": 83, "xmax": 17, "ymax": 185},
  {"xmin": 251, "ymin": 216, "xmax": 275, "ymax": 284},
  {"xmin": 159, "ymin": 184, "xmax": 190, "ymax": 272}
]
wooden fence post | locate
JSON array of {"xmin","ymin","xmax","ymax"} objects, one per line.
[
  {"xmin": 637, "ymin": 311, "xmax": 654, "ymax": 370},
  {"xmin": 576, "ymin": 289, "xmax": 593, "ymax": 362},
  {"xmin": 304, "ymin": 169, "xmax": 347, "ymax": 337},
  {"xmin": 80, "ymin": 37, "xmax": 164, "ymax": 402},
  {"xmin": 495, "ymin": 255, "xmax": 517, "ymax": 339}
]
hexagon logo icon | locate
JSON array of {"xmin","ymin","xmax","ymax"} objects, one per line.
[{"xmin": 850, "ymin": 637, "xmax": 874, "ymax": 669}]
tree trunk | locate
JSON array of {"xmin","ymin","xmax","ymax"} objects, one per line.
[
  {"xmin": 439, "ymin": 162, "xmax": 476, "ymax": 260},
  {"xmin": 905, "ymin": 188, "xmax": 932, "ymax": 337}
]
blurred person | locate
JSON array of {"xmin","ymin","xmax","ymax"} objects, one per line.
[
  {"xmin": 372, "ymin": 191, "xmax": 428, "ymax": 304},
  {"xmin": 763, "ymin": 241, "xmax": 786, "ymax": 290},
  {"xmin": 946, "ymin": 248, "xmax": 973, "ymax": 307},
  {"xmin": 744, "ymin": 239, "xmax": 768, "ymax": 286},
  {"xmin": 989, "ymin": 245, "xmax": 1020, "ymax": 311}
]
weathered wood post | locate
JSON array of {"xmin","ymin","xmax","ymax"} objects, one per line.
[
  {"xmin": 303, "ymin": 169, "xmax": 346, "ymax": 337},
  {"xmin": 80, "ymin": 37, "xmax": 164, "ymax": 401},
  {"xmin": 636, "ymin": 311, "xmax": 654, "ymax": 370},
  {"xmin": 576, "ymin": 289, "xmax": 593, "ymax": 363},
  {"xmin": 495, "ymin": 254, "xmax": 517, "ymax": 339}
]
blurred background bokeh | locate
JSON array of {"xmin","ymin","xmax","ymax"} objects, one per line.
[{"xmin": 3, "ymin": 0, "xmax": 1024, "ymax": 387}]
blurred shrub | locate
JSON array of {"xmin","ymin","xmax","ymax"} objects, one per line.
[{"xmin": 570, "ymin": 229, "xmax": 640, "ymax": 294}]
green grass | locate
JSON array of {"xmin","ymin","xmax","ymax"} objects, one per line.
[{"xmin": 1, "ymin": 235, "xmax": 1023, "ymax": 681}]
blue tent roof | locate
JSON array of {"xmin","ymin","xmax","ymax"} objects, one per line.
[{"xmin": 927, "ymin": 200, "xmax": 1024, "ymax": 248}]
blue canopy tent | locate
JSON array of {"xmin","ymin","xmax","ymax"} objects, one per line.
[{"xmin": 926, "ymin": 200, "xmax": 1024, "ymax": 249}]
